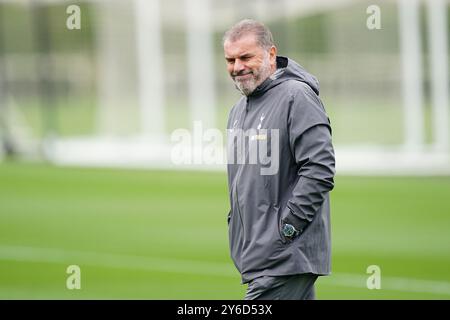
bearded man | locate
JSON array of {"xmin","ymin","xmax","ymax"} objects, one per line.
[{"xmin": 224, "ymin": 19, "xmax": 336, "ymax": 300}]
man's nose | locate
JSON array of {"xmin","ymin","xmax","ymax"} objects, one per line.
[{"xmin": 233, "ymin": 59, "xmax": 245, "ymax": 74}]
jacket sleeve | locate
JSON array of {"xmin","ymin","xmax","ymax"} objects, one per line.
[{"xmin": 281, "ymin": 83, "xmax": 336, "ymax": 232}]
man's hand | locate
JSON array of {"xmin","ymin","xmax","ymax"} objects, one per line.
[{"xmin": 281, "ymin": 207, "xmax": 309, "ymax": 239}]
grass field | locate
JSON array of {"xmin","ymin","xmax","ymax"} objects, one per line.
[{"xmin": 0, "ymin": 162, "xmax": 449, "ymax": 299}]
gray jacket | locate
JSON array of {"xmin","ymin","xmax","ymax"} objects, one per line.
[{"xmin": 226, "ymin": 56, "xmax": 335, "ymax": 283}]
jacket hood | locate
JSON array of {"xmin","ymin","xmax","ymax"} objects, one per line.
[{"xmin": 251, "ymin": 56, "xmax": 320, "ymax": 97}]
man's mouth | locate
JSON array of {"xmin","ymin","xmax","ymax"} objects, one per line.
[{"xmin": 234, "ymin": 72, "xmax": 253, "ymax": 81}]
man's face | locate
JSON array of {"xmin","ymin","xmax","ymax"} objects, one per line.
[{"xmin": 224, "ymin": 34, "xmax": 276, "ymax": 96}]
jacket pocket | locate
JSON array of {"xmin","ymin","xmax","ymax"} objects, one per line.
[
  {"xmin": 274, "ymin": 205, "xmax": 288, "ymax": 244},
  {"xmin": 228, "ymin": 208, "xmax": 243, "ymax": 272}
]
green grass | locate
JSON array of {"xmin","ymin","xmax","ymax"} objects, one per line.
[{"xmin": 0, "ymin": 162, "xmax": 449, "ymax": 299}]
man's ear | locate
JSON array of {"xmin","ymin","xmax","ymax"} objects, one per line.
[{"xmin": 269, "ymin": 45, "xmax": 277, "ymax": 67}]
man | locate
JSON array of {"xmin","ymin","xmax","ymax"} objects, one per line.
[{"xmin": 224, "ymin": 19, "xmax": 335, "ymax": 300}]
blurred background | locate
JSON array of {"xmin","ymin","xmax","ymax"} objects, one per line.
[{"xmin": 0, "ymin": 0, "xmax": 449, "ymax": 299}]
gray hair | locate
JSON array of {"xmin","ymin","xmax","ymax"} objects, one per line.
[{"xmin": 222, "ymin": 19, "xmax": 275, "ymax": 50}]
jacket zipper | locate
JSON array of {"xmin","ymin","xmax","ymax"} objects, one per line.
[{"xmin": 233, "ymin": 97, "xmax": 250, "ymax": 231}]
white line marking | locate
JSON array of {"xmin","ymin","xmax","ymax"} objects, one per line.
[
  {"xmin": 1, "ymin": 245, "xmax": 450, "ymax": 296},
  {"xmin": 322, "ymin": 273, "xmax": 450, "ymax": 296},
  {"xmin": 0, "ymin": 245, "xmax": 236, "ymax": 277}
]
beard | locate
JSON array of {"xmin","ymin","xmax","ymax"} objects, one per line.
[{"xmin": 232, "ymin": 57, "xmax": 273, "ymax": 96}]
